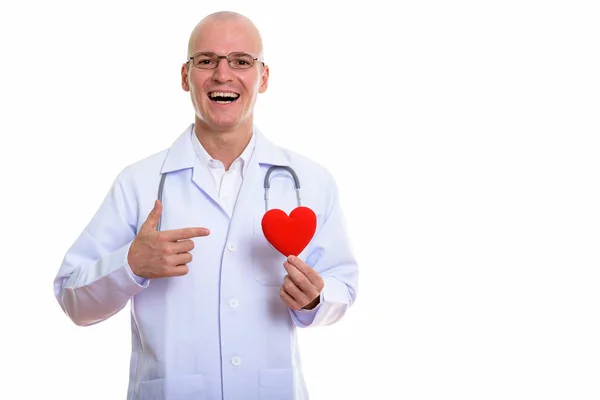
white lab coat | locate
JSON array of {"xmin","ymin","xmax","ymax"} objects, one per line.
[{"xmin": 53, "ymin": 124, "xmax": 359, "ymax": 400}]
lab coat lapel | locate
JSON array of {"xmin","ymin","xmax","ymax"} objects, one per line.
[
  {"xmin": 161, "ymin": 125, "xmax": 291, "ymax": 218},
  {"xmin": 232, "ymin": 128, "xmax": 290, "ymax": 221},
  {"xmin": 232, "ymin": 150, "xmax": 262, "ymax": 220},
  {"xmin": 160, "ymin": 124, "xmax": 220, "ymax": 205},
  {"xmin": 191, "ymin": 158, "xmax": 219, "ymax": 204}
]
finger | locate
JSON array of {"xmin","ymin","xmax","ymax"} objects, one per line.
[
  {"xmin": 169, "ymin": 252, "xmax": 193, "ymax": 266},
  {"xmin": 163, "ymin": 264, "xmax": 189, "ymax": 277},
  {"xmin": 280, "ymin": 285, "xmax": 302, "ymax": 310},
  {"xmin": 283, "ymin": 262, "xmax": 315, "ymax": 294},
  {"xmin": 161, "ymin": 227, "xmax": 210, "ymax": 242},
  {"xmin": 282, "ymin": 275, "xmax": 311, "ymax": 307},
  {"xmin": 287, "ymin": 255, "xmax": 322, "ymax": 287},
  {"xmin": 139, "ymin": 200, "xmax": 162, "ymax": 233},
  {"xmin": 169, "ymin": 239, "xmax": 195, "ymax": 254}
]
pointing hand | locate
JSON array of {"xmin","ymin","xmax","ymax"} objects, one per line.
[{"xmin": 127, "ymin": 200, "xmax": 210, "ymax": 279}]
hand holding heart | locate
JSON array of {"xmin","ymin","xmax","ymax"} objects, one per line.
[
  {"xmin": 261, "ymin": 204, "xmax": 321, "ymax": 310},
  {"xmin": 280, "ymin": 255, "xmax": 324, "ymax": 310}
]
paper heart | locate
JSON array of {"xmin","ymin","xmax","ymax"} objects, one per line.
[{"xmin": 261, "ymin": 206, "xmax": 317, "ymax": 257}]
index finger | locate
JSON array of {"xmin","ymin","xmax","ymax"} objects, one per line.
[{"xmin": 161, "ymin": 227, "xmax": 210, "ymax": 241}]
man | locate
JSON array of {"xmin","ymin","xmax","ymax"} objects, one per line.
[{"xmin": 54, "ymin": 11, "xmax": 358, "ymax": 400}]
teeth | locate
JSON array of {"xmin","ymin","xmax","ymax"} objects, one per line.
[{"xmin": 209, "ymin": 92, "xmax": 239, "ymax": 98}]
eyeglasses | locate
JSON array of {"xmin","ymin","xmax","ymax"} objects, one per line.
[{"xmin": 188, "ymin": 52, "xmax": 264, "ymax": 70}]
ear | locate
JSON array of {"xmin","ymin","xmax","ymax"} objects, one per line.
[
  {"xmin": 181, "ymin": 63, "xmax": 190, "ymax": 92},
  {"xmin": 258, "ymin": 64, "xmax": 270, "ymax": 94}
]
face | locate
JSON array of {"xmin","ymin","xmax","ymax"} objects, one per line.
[{"xmin": 181, "ymin": 18, "xmax": 269, "ymax": 133}]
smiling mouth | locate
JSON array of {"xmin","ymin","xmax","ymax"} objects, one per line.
[{"xmin": 208, "ymin": 91, "xmax": 240, "ymax": 104}]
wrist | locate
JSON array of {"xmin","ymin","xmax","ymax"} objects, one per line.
[{"xmin": 302, "ymin": 295, "xmax": 321, "ymax": 310}]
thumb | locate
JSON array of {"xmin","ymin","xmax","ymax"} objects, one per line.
[{"xmin": 140, "ymin": 200, "xmax": 162, "ymax": 233}]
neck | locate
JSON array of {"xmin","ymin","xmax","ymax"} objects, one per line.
[{"xmin": 193, "ymin": 117, "xmax": 253, "ymax": 171}]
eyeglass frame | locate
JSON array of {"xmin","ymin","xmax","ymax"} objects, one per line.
[{"xmin": 187, "ymin": 51, "xmax": 266, "ymax": 70}]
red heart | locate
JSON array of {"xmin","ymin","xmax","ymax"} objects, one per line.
[{"xmin": 261, "ymin": 206, "xmax": 317, "ymax": 257}]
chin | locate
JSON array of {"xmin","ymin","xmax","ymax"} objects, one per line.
[
  {"xmin": 207, "ymin": 113, "xmax": 252, "ymax": 131},
  {"xmin": 195, "ymin": 117, "xmax": 239, "ymax": 132},
  {"xmin": 211, "ymin": 117, "xmax": 241, "ymax": 129},
  {"xmin": 195, "ymin": 104, "xmax": 252, "ymax": 131}
]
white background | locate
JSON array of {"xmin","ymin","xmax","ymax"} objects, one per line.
[{"xmin": 1, "ymin": 0, "xmax": 599, "ymax": 399}]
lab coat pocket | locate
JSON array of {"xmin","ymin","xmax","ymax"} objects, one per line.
[
  {"xmin": 259, "ymin": 368, "xmax": 294, "ymax": 400},
  {"xmin": 253, "ymin": 219, "xmax": 288, "ymax": 286},
  {"xmin": 138, "ymin": 374, "xmax": 206, "ymax": 400}
]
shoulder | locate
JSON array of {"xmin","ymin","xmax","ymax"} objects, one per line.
[
  {"xmin": 277, "ymin": 145, "xmax": 336, "ymax": 186},
  {"xmin": 114, "ymin": 148, "xmax": 170, "ymax": 186},
  {"xmin": 264, "ymin": 139, "xmax": 341, "ymax": 214},
  {"xmin": 114, "ymin": 124, "xmax": 194, "ymax": 186},
  {"xmin": 256, "ymin": 129, "xmax": 332, "ymax": 182},
  {"xmin": 256, "ymin": 127, "xmax": 338, "ymax": 190}
]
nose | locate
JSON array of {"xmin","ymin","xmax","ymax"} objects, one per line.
[{"xmin": 211, "ymin": 59, "xmax": 234, "ymax": 83}]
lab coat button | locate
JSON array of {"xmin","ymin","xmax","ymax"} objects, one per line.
[
  {"xmin": 228, "ymin": 298, "xmax": 239, "ymax": 308},
  {"xmin": 231, "ymin": 357, "xmax": 241, "ymax": 366},
  {"xmin": 227, "ymin": 243, "xmax": 237, "ymax": 252}
]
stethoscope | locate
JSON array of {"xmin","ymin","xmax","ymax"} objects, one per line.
[{"xmin": 155, "ymin": 165, "xmax": 303, "ymax": 231}]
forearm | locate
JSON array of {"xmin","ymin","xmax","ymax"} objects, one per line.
[{"xmin": 56, "ymin": 241, "xmax": 148, "ymax": 326}]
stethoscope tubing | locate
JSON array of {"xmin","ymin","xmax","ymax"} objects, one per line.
[{"xmin": 155, "ymin": 165, "xmax": 300, "ymax": 231}]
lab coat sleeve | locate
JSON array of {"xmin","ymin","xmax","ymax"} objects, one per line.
[
  {"xmin": 53, "ymin": 173, "xmax": 148, "ymax": 327},
  {"xmin": 289, "ymin": 173, "xmax": 358, "ymax": 328}
]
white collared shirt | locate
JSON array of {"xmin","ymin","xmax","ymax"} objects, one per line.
[{"xmin": 190, "ymin": 131, "xmax": 256, "ymax": 217}]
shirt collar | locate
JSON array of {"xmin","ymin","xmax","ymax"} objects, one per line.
[
  {"xmin": 160, "ymin": 123, "xmax": 290, "ymax": 174},
  {"xmin": 190, "ymin": 126, "xmax": 256, "ymax": 176}
]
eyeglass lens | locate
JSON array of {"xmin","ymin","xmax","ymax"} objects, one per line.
[{"xmin": 193, "ymin": 52, "xmax": 254, "ymax": 69}]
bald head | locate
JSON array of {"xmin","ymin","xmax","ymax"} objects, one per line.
[{"xmin": 187, "ymin": 11, "xmax": 264, "ymax": 59}]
